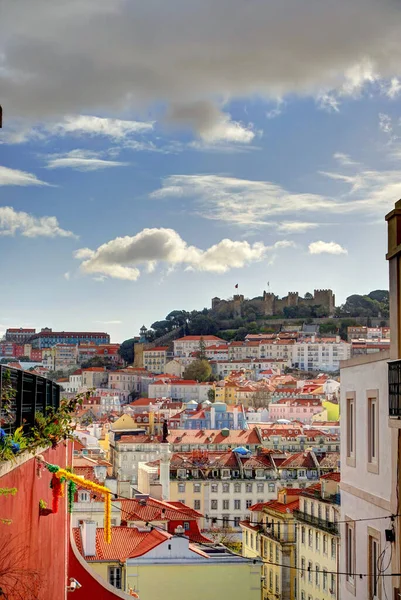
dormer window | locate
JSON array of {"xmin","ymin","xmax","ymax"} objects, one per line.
[{"xmin": 79, "ymin": 491, "xmax": 89, "ymax": 503}]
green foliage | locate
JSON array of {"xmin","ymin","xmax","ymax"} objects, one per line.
[
  {"xmin": 304, "ymin": 292, "xmax": 313, "ymax": 300},
  {"xmin": 188, "ymin": 314, "xmax": 218, "ymax": 335},
  {"xmin": 1, "ymin": 369, "xmax": 16, "ymax": 426},
  {"xmin": 38, "ymin": 499, "xmax": 47, "ymax": 509},
  {"xmin": 194, "ymin": 337, "xmax": 207, "ymax": 360},
  {"xmin": 118, "ymin": 338, "xmax": 136, "ymax": 364},
  {"xmin": 340, "ymin": 290, "xmax": 389, "ymax": 318},
  {"xmin": 207, "ymin": 388, "xmax": 216, "ymax": 403},
  {"xmin": 319, "ymin": 322, "xmax": 338, "ymax": 335},
  {"xmin": 234, "ymin": 327, "xmax": 248, "ymax": 341},
  {"xmin": 183, "ymin": 359, "xmax": 212, "ymax": 382},
  {"xmin": 0, "ymin": 488, "xmax": 17, "ymax": 496}
]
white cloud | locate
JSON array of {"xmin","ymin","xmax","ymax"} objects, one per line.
[
  {"xmin": 333, "ymin": 153, "xmax": 360, "ymax": 167},
  {"xmin": 379, "ymin": 113, "xmax": 393, "ymax": 134},
  {"xmin": 45, "ymin": 150, "xmax": 128, "ymax": 171},
  {"xmin": 64, "ymin": 272, "xmax": 70, "ymax": 280},
  {"xmin": 74, "ymin": 227, "xmax": 294, "ymax": 281},
  {"xmin": 308, "ymin": 241, "xmax": 348, "ymax": 255},
  {"xmin": 3, "ymin": 1, "xmax": 401, "ymax": 124},
  {"xmin": 151, "ymin": 174, "xmax": 346, "ymax": 226},
  {"xmin": 50, "ymin": 115, "xmax": 153, "ymax": 139},
  {"xmin": 385, "ymin": 78, "xmax": 401, "ymax": 99},
  {"xmin": 0, "ymin": 206, "xmax": 76, "ymax": 238},
  {"xmin": 316, "ymin": 92, "xmax": 340, "ymax": 113},
  {"xmin": 277, "ymin": 222, "xmax": 319, "ymax": 233},
  {"xmin": 165, "ymin": 101, "xmax": 257, "ymax": 144},
  {"xmin": 0, "ymin": 165, "xmax": 49, "ymax": 186}
]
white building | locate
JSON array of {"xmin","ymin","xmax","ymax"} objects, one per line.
[
  {"xmin": 173, "ymin": 335, "xmax": 227, "ymax": 358},
  {"xmin": 66, "ymin": 369, "xmax": 83, "ymax": 393},
  {"xmin": 211, "ymin": 359, "xmax": 287, "ymax": 379},
  {"xmin": 339, "ymin": 202, "xmax": 400, "ymax": 600},
  {"xmin": 293, "ymin": 337, "xmax": 351, "ymax": 372}
]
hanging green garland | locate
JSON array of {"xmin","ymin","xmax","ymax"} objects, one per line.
[{"xmin": 67, "ymin": 481, "xmax": 77, "ymax": 514}]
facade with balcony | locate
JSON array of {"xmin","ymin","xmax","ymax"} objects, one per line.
[{"xmin": 294, "ymin": 474, "xmax": 340, "ymax": 600}]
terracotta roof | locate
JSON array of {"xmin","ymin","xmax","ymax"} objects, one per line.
[
  {"xmin": 263, "ymin": 499, "xmax": 299, "ymax": 514},
  {"xmin": 82, "ymin": 367, "xmax": 107, "ymax": 372},
  {"xmin": 176, "ymin": 336, "xmax": 225, "ymax": 342},
  {"xmin": 320, "ymin": 472, "xmax": 341, "ymax": 482},
  {"xmin": 279, "ymin": 452, "xmax": 317, "ymax": 469},
  {"xmin": 73, "ymin": 526, "xmax": 170, "ymax": 561},
  {"xmin": 239, "ymin": 520, "xmax": 260, "ymax": 532},
  {"xmin": 144, "ymin": 347, "xmax": 169, "ymax": 352}
]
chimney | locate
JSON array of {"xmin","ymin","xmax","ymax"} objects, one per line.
[
  {"xmin": 81, "ymin": 520, "xmax": 97, "ymax": 557},
  {"xmin": 335, "ymin": 335, "xmax": 340, "ymax": 343},
  {"xmin": 386, "ymin": 199, "xmax": 401, "ymax": 360},
  {"xmin": 233, "ymin": 407, "xmax": 239, "ymax": 430},
  {"xmin": 311, "ymin": 335, "xmax": 315, "ymax": 343},
  {"xmin": 210, "ymin": 406, "xmax": 216, "ymax": 428},
  {"xmin": 174, "ymin": 525, "xmax": 185, "ymax": 536}
]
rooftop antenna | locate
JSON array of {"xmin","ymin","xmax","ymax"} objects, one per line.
[{"xmin": 0, "ymin": 105, "xmax": 2, "ymax": 128}]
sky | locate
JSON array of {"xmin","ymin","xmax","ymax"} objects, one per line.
[{"xmin": 2, "ymin": 0, "xmax": 401, "ymax": 342}]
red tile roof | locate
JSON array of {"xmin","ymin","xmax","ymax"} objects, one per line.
[
  {"xmin": 320, "ymin": 472, "xmax": 341, "ymax": 482},
  {"xmin": 176, "ymin": 336, "xmax": 225, "ymax": 342},
  {"xmin": 145, "ymin": 347, "xmax": 169, "ymax": 352},
  {"xmin": 263, "ymin": 499, "xmax": 299, "ymax": 514}
]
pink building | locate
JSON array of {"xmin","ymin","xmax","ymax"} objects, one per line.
[{"xmin": 269, "ymin": 397, "xmax": 324, "ymax": 423}]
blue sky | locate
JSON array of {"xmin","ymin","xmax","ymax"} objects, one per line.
[{"xmin": 2, "ymin": 1, "xmax": 401, "ymax": 342}]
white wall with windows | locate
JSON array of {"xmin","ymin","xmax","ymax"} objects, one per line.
[{"xmin": 340, "ymin": 353, "xmax": 396, "ymax": 600}]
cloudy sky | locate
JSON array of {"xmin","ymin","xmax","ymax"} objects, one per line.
[{"xmin": 1, "ymin": 0, "xmax": 401, "ymax": 342}]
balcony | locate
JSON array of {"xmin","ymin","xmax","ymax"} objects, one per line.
[
  {"xmin": 293, "ymin": 509, "xmax": 339, "ymax": 535},
  {"xmin": 389, "ymin": 360, "xmax": 401, "ymax": 418},
  {"xmin": 0, "ymin": 365, "xmax": 60, "ymax": 435}
]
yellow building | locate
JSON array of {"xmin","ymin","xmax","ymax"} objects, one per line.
[
  {"xmin": 294, "ymin": 474, "xmax": 340, "ymax": 600},
  {"xmin": 241, "ymin": 489, "xmax": 299, "ymax": 600},
  {"xmin": 213, "ymin": 382, "xmax": 239, "ymax": 404},
  {"xmin": 73, "ymin": 521, "xmax": 262, "ymax": 600}
]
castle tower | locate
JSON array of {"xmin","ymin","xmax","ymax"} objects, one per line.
[
  {"xmin": 233, "ymin": 294, "xmax": 244, "ymax": 318},
  {"xmin": 287, "ymin": 292, "xmax": 299, "ymax": 307},
  {"xmin": 263, "ymin": 292, "xmax": 276, "ymax": 316},
  {"xmin": 159, "ymin": 443, "xmax": 171, "ymax": 501}
]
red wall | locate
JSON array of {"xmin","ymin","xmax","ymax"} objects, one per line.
[{"xmin": 0, "ymin": 443, "xmax": 72, "ymax": 600}]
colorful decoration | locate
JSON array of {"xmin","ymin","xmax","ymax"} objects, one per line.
[
  {"xmin": 43, "ymin": 461, "xmax": 112, "ymax": 543},
  {"xmin": 50, "ymin": 474, "xmax": 63, "ymax": 514},
  {"xmin": 67, "ymin": 481, "xmax": 77, "ymax": 514}
]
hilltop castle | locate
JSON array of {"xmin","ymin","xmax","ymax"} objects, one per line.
[{"xmin": 212, "ymin": 289, "xmax": 335, "ymax": 318}]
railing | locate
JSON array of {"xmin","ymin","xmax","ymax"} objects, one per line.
[
  {"xmin": 0, "ymin": 365, "xmax": 60, "ymax": 434},
  {"xmin": 293, "ymin": 509, "xmax": 339, "ymax": 535},
  {"xmin": 389, "ymin": 360, "xmax": 401, "ymax": 418}
]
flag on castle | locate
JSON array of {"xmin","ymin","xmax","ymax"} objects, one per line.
[{"xmin": 235, "ymin": 284, "xmax": 239, "ymax": 289}]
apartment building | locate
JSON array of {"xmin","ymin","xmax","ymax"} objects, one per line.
[
  {"xmin": 67, "ymin": 369, "xmax": 82, "ymax": 393},
  {"xmin": 211, "ymin": 359, "xmax": 287, "ymax": 379},
  {"xmin": 139, "ymin": 449, "xmax": 281, "ymax": 530},
  {"xmin": 148, "ymin": 379, "xmax": 214, "ymax": 402},
  {"xmin": 293, "ymin": 337, "xmax": 351, "ymax": 372},
  {"xmin": 30, "ymin": 328, "xmax": 110, "ymax": 349},
  {"xmin": 81, "ymin": 367, "xmax": 108, "ymax": 388},
  {"xmin": 295, "ymin": 473, "xmax": 340, "ymax": 600},
  {"xmin": 241, "ymin": 489, "xmax": 299, "ymax": 600},
  {"xmin": 143, "ymin": 346, "xmax": 171, "ymax": 374},
  {"xmin": 173, "ymin": 335, "xmax": 227, "ymax": 357},
  {"xmin": 269, "ymin": 397, "xmax": 324, "ymax": 423},
  {"xmin": 339, "ymin": 202, "xmax": 400, "ymax": 600}
]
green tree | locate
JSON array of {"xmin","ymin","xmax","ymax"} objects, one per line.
[
  {"xmin": 234, "ymin": 327, "xmax": 248, "ymax": 341},
  {"xmin": 304, "ymin": 292, "xmax": 313, "ymax": 300},
  {"xmin": 188, "ymin": 314, "xmax": 218, "ymax": 336},
  {"xmin": 118, "ymin": 338, "xmax": 136, "ymax": 364},
  {"xmin": 183, "ymin": 359, "xmax": 212, "ymax": 382},
  {"xmin": 207, "ymin": 388, "xmax": 216, "ymax": 403},
  {"xmin": 195, "ymin": 337, "xmax": 207, "ymax": 360}
]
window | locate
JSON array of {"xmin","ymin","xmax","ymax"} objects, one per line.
[
  {"xmin": 245, "ymin": 531, "xmax": 249, "ymax": 546},
  {"xmin": 234, "ymin": 483, "xmax": 241, "ymax": 493},
  {"xmin": 308, "ymin": 529, "xmax": 313, "ymax": 548},
  {"xmin": 269, "ymin": 542, "xmax": 273, "ymax": 561},
  {"xmin": 108, "ymin": 567, "xmax": 122, "ymax": 589},
  {"xmin": 194, "ymin": 500, "xmax": 201, "ymax": 510},
  {"xmin": 79, "ymin": 491, "xmax": 89, "ymax": 502},
  {"xmin": 234, "ymin": 499, "xmax": 241, "ymax": 510},
  {"xmin": 346, "ymin": 393, "xmax": 356, "ymax": 467},
  {"xmin": 275, "ymin": 573, "xmax": 279, "ymax": 593},
  {"xmin": 275, "ymin": 545, "xmax": 279, "ymax": 562},
  {"xmin": 183, "ymin": 522, "xmax": 190, "ymax": 530},
  {"xmin": 269, "ymin": 570, "xmax": 273, "ymax": 591},
  {"xmin": 211, "ymin": 483, "xmax": 218, "ymax": 493},
  {"xmin": 222, "ymin": 515, "xmax": 229, "ymax": 528},
  {"xmin": 308, "ymin": 561, "xmax": 312, "ymax": 583},
  {"xmin": 211, "ymin": 500, "xmax": 218, "ymax": 510},
  {"xmin": 223, "ymin": 500, "xmax": 229, "ymax": 510},
  {"xmin": 234, "ymin": 517, "xmax": 240, "ymax": 527},
  {"xmin": 323, "ymin": 569, "xmax": 328, "ymax": 591},
  {"xmin": 193, "ymin": 483, "xmax": 201, "ymax": 493},
  {"xmin": 246, "ymin": 499, "xmax": 252, "ymax": 509},
  {"xmin": 268, "ymin": 483, "xmax": 275, "ymax": 493},
  {"xmin": 323, "ymin": 534, "xmax": 328, "ymax": 554},
  {"xmin": 178, "ymin": 483, "xmax": 185, "ymax": 493},
  {"xmin": 257, "ymin": 483, "xmax": 264, "ymax": 493},
  {"xmin": 330, "ymin": 574, "xmax": 336, "ymax": 596},
  {"xmin": 345, "ymin": 521, "xmax": 355, "ymax": 591},
  {"xmin": 331, "ymin": 538, "xmax": 336, "ymax": 559},
  {"xmin": 222, "ymin": 483, "xmax": 230, "ymax": 493},
  {"xmin": 246, "ymin": 483, "xmax": 253, "ymax": 493},
  {"xmin": 368, "ymin": 392, "xmax": 379, "ymax": 473},
  {"xmin": 368, "ymin": 529, "xmax": 381, "ymax": 600},
  {"xmin": 315, "ymin": 564, "xmax": 320, "ymax": 586},
  {"xmin": 301, "ymin": 557, "xmax": 305, "ymax": 578},
  {"xmin": 301, "ymin": 526, "xmax": 305, "ymax": 544},
  {"xmin": 315, "ymin": 532, "xmax": 320, "ymax": 551}
]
